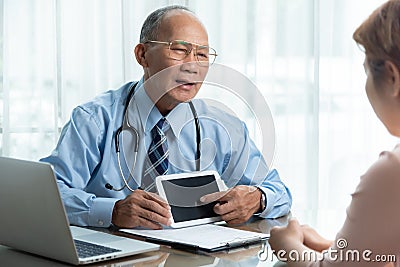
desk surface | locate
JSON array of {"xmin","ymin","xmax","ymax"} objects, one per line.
[{"xmin": 0, "ymin": 216, "xmax": 289, "ymax": 267}]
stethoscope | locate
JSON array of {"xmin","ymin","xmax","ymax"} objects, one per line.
[{"xmin": 105, "ymin": 82, "xmax": 201, "ymax": 192}]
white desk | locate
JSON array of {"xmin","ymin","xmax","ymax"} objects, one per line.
[{"xmin": 0, "ymin": 216, "xmax": 289, "ymax": 267}]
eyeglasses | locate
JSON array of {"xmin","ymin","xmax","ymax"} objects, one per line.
[{"xmin": 145, "ymin": 40, "xmax": 217, "ymax": 66}]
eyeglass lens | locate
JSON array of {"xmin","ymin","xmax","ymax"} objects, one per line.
[{"xmin": 168, "ymin": 41, "xmax": 216, "ymax": 66}]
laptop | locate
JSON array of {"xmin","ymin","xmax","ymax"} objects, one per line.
[{"xmin": 0, "ymin": 156, "xmax": 159, "ymax": 265}]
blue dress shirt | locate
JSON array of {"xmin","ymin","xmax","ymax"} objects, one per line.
[{"xmin": 40, "ymin": 78, "xmax": 292, "ymax": 227}]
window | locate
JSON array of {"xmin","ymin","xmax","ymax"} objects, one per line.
[{"xmin": 1, "ymin": 0, "xmax": 394, "ymax": 235}]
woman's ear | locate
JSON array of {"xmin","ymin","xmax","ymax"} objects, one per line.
[
  {"xmin": 134, "ymin": 44, "xmax": 148, "ymax": 67},
  {"xmin": 384, "ymin": 60, "xmax": 400, "ymax": 97}
]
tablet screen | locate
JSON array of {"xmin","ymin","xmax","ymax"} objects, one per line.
[{"xmin": 161, "ymin": 174, "xmax": 219, "ymax": 223}]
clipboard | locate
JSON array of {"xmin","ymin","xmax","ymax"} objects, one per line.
[{"xmin": 120, "ymin": 224, "xmax": 269, "ymax": 252}]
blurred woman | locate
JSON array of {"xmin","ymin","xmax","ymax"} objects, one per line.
[{"xmin": 269, "ymin": 1, "xmax": 400, "ymax": 266}]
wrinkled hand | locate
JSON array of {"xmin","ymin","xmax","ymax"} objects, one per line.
[
  {"xmin": 200, "ymin": 185, "xmax": 261, "ymax": 225},
  {"xmin": 112, "ymin": 190, "xmax": 171, "ymax": 229}
]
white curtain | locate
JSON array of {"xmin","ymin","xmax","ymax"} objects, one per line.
[{"xmin": 1, "ymin": 0, "xmax": 396, "ymax": 236}]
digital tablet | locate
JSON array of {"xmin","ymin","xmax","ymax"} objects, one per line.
[{"xmin": 156, "ymin": 171, "xmax": 225, "ymax": 228}]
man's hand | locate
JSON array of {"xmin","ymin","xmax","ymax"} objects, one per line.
[
  {"xmin": 112, "ymin": 190, "xmax": 171, "ymax": 229},
  {"xmin": 200, "ymin": 185, "xmax": 261, "ymax": 225}
]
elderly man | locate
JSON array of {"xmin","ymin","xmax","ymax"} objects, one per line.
[{"xmin": 41, "ymin": 5, "xmax": 292, "ymax": 229}]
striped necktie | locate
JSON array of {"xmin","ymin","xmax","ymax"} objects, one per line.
[{"xmin": 144, "ymin": 118, "xmax": 169, "ymax": 181}]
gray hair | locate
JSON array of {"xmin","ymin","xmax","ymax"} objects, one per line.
[{"xmin": 139, "ymin": 5, "xmax": 194, "ymax": 43}]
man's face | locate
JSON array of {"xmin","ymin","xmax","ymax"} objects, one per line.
[{"xmin": 141, "ymin": 11, "xmax": 210, "ymax": 114}]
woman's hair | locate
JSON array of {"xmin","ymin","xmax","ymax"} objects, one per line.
[
  {"xmin": 139, "ymin": 5, "xmax": 193, "ymax": 43},
  {"xmin": 353, "ymin": 0, "xmax": 400, "ymax": 83}
]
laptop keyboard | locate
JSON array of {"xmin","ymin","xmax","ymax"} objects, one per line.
[{"xmin": 74, "ymin": 239, "xmax": 122, "ymax": 258}]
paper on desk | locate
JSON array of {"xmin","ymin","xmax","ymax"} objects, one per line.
[{"xmin": 121, "ymin": 224, "xmax": 269, "ymax": 250}]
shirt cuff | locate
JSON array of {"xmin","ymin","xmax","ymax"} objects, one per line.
[
  {"xmin": 89, "ymin": 197, "xmax": 119, "ymax": 227},
  {"xmin": 256, "ymin": 186, "xmax": 274, "ymax": 218}
]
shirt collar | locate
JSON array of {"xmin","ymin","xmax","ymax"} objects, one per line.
[
  {"xmin": 133, "ymin": 77, "xmax": 161, "ymax": 134},
  {"xmin": 165, "ymin": 102, "xmax": 194, "ymax": 137},
  {"xmin": 133, "ymin": 77, "xmax": 195, "ymax": 137}
]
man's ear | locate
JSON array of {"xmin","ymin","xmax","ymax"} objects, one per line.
[
  {"xmin": 384, "ymin": 60, "xmax": 400, "ymax": 97},
  {"xmin": 134, "ymin": 44, "xmax": 148, "ymax": 67}
]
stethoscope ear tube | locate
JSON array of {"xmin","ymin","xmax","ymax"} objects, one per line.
[
  {"xmin": 114, "ymin": 126, "xmax": 123, "ymax": 153},
  {"xmin": 189, "ymin": 101, "xmax": 200, "ymax": 171},
  {"xmin": 106, "ymin": 82, "xmax": 201, "ymax": 192}
]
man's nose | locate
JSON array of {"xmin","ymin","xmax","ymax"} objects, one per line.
[
  {"xmin": 182, "ymin": 48, "xmax": 197, "ymax": 62},
  {"xmin": 180, "ymin": 51, "xmax": 199, "ymax": 73}
]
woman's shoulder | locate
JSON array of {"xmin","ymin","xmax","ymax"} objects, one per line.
[
  {"xmin": 337, "ymin": 144, "xmax": 400, "ymax": 255},
  {"xmin": 371, "ymin": 144, "xmax": 400, "ymax": 177},
  {"xmin": 360, "ymin": 144, "xmax": 400, "ymax": 195}
]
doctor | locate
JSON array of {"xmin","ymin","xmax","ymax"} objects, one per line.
[{"xmin": 40, "ymin": 5, "xmax": 292, "ymax": 229}]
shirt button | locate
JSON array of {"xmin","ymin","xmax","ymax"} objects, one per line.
[{"xmin": 98, "ymin": 220, "xmax": 104, "ymax": 226}]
